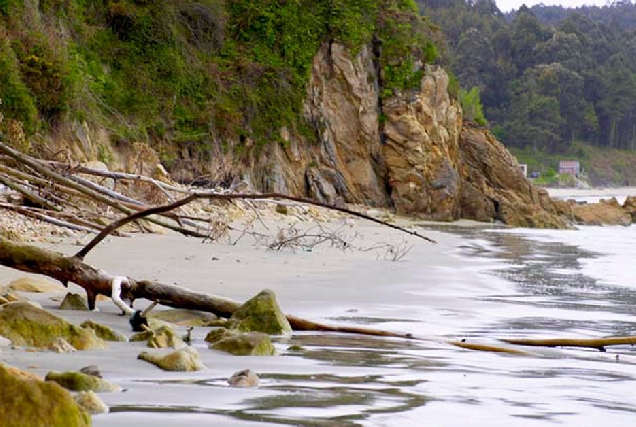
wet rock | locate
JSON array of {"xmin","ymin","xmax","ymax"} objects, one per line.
[
  {"xmin": 45, "ymin": 371, "xmax": 121, "ymax": 392},
  {"xmin": 60, "ymin": 293, "xmax": 89, "ymax": 311},
  {"xmin": 226, "ymin": 289, "xmax": 292, "ymax": 335},
  {"xmin": 204, "ymin": 327, "xmax": 237, "ymax": 344},
  {"xmin": 287, "ymin": 345, "xmax": 306, "ymax": 352},
  {"xmin": 147, "ymin": 325, "xmax": 186, "ymax": 349},
  {"xmin": 623, "ymin": 196, "xmax": 636, "ymax": 222},
  {"xmin": 47, "ymin": 337, "xmax": 76, "ymax": 353},
  {"xmin": 130, "ymin": 329, "xmax": 154, "ymax": 342},
  {"xmin": 4, "ymin": 277, "xmax": 65, "ymax": 293},
  {"xmin": 79, "ymin": 365, "xmax": 102, "ymax": 378},
  {"xmin": 74, "ymin": 390, "xmax": 109, "ymax": 415},
  {"xmin": 571, "ymin": 198, "xmax": 631, "ymax": 226},
  {"xmin": 228, "ymin": 369, "xmax": 260, "ymax": 388},
  {"xmin": 0, "ymin": 302, "xmax": 107, "ymax": 350},
  {"xmin": 210, "ymin": 331, "xmax": 276, "ymax": 356},
  {"xmin": 138, "ymin": 346, "xmax": 204, "ymax": 371},
  {"xmin": 80, "ymin": 320, "xmax": 128, "ymax": 342},
  {"xmin": 275, "ymin": 204, "xmax": 289, "ymax": 215},
  {"xmin": 149, "ymin": 308, "xmax": 218, "ymax": 327},
  {"xmin": 0, "ymin": 364, "xmax": 91, "ymax": 426}
]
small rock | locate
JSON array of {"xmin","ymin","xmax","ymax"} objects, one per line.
[
  {"xmin": 204, "ymin": 328, "xmax": 237, "ymax": 344},
  {"xmin": 138, "ymin": 346, "xmax": 204, "ymax": 371},
  {"xmin": 147, "ymin": 325, "xmax": 186, "ymax": 349},
  {"xmin": 60, "ymin": 293, "xmax": 89, "ymax": 311},
  {"xmin": 275, "ymin": 204, "xmax": 289, "ymax": 215},
  {"xmin": 211, "ymin": 331, "xmax": 276, "ymax": 356},
  {"xmin": 74, "ymin": 390, "xmax": 109, "ymax": 415},
  {"xmin": 149, "ymin": 308, "xmax": 218, "ymax": 327},
  {"xmin": 228, "ymin": 369, "xmax": 260, "ymax": 388},
  {"xmin": 0, "ymin": 364, "xmax": 90, "ymax": 426},
  {"xmin": 45, "ymin": 371, "xmax": 121, "ymax": 392},
  {"xmin": 226, "ymin": 289, "xmax": 292, "ymax": 335},
  {"xmin": 79, "ymin": 365, "xmax": 102, "ymax": 378},
  {"xmin": 4, "ymin": 277, "xmax": 65, "ymax": 293},
  {"xmin": 287, "ymin": 345, "xmax": 305, "ymax": 352},
  {"xmin": 47, "ymin": 337, "xmax": 76, "ymax": 353},
  {"xmin": 130, "ymin": 329, "xmax": 154, "ymax": 342},
  {"xmin": 80, "ymin": 320, "xmax": 127, "ymax": 342}
]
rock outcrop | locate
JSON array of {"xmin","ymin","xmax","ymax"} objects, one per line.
[{"xmin": 226, "ymin": 289, "xmax": 292, "ymax": 335}]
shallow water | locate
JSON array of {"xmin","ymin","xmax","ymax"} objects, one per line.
[{"xmin": 84, "ymin": 223, "xmax": 636, "ymax": 427}]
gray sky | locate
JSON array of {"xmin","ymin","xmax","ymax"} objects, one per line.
[{"xmin": 496, "ymin": 0, "xmax": 610, "ymax": 12}]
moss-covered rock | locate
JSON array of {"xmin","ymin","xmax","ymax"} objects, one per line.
[
  {"xmin": 0, "ymin": 364, "xmax": 91, "ymax": 427},
  {"xmin": 147, "ymin": 325, "xmax": 186, "ymax": 349},
  {"xmin": 149, "ymin": 309, "xmax": 218, "ymax": 326},
  {"xmin": 138, "ymin": 346, "xmax": 204, "ymax": 371},
  {"xmin": 80, "ymin": 320, "xmax": 127, "ymax": 342},
  {"xmin": 130, "ymin": 329, "xmax": 154, "ymax": 342},
  {"xmin": 60, "ymin": 293, "xmax": 89, "ymax": 311},
  {"xmin": 47, "ymin": 337, "xmax": 76, "ymax": 353},
  {"xmin": 74, "ymin": 391, "xmax": 109, "ymax": 415},
  {"xmin": 226, "ymin": 289, "xmax": 292, "ymax": 335},
  {"xmin": 204, "ymin": 327, "xmax": 238, "ymax": 344},
  {"xmin": 0, "ymin": 302, "xmax": 106, "ymax": 350},
  {"xmin": 210, "ymin": 331, "xmax": 276, "ymax": 356},
  {"xmin": 45, "ymin": 371, "xmax": 121, "ymax": 392}
]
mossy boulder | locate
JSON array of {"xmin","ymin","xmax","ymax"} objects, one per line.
[
  {"xmin": 0, "ymin": 364, "xmax": 91, "ymax": 427},
  {"xmin": 149, "ymin": 309, "xmax": 218, "ymax": 326},
  {"xmin": 60, "ymin": 293, "xmax": 89, "ymax": 311},
  {"xmin": 45, "ymin": 371, "xmax": 121, "ymax": 392},
  {"xmin": 210, "ymin": 331, "xmax": 276, "ymax": 356},
  {"xmin": 226, "ymin": 289, "xmax": 292, "ymax": 335},
  {"xmin": 0, "ymin": 302, "xmax": 107, "ymax": 350},
  {"xmin": 80, "ymin": 320, "xmax": 127, "ymax": 342},
  {"xmin": 138, "ymin": 346, "xmax": 204, "ymax": 371}
]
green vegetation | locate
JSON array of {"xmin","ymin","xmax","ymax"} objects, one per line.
[
  {"xmin": 0, "ymin": 0, "xmax": 438, "ymax": 160},
  {"xmin": 459, "ymin": 86, "xmax": 487, "ymax": 125},
  {"xmin": 419, "ymin": 0, "xmax": 636, "ymax": 159}
]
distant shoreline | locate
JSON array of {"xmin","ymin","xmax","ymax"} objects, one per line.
[{"xmin": 545, "ymin": 187, "xmax": 636, "ymax": 200}]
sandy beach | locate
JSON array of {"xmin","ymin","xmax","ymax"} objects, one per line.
[{"xmin": 2, "ymin": 191, "xmax": 636, "ymax": 426}]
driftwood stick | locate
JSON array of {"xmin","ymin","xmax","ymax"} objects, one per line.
[
  {"xmin": 76, "ymin": 192, "xmax": 436, "ymax": 259},
  {"xmin": 0, "ymin": 203, "xmax": 98, "ymax": 233},
  {"xmin": 501, "ymin": 336, "xmax": 636, "ymax": 352},
  {"xmin": 0, "ymin": 173, "xmax": 59, "ymax": 211}
]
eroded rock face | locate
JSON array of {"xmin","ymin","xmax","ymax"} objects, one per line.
[
  {"xmin": 0, "ymin": 302, "xmax": 107, "ymax": 350},
  {"xmin": 458, "ymin": 127, "xmax": 568, "ymax": 228},
  {"xmin": 0, "ymin": 364, "xmax": 91, "ymax": 427},
  {"xmin": 570, "ymin": 198, "xmax": 632, "ymax": 226},
  {"xmin": 383, "ymin": 66, "xmax": 463, "ymax": 220}
]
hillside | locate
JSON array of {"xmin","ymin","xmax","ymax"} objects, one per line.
[{"xmin": 418, "ymin": 0, "xmax": 636, "ymax": 187}]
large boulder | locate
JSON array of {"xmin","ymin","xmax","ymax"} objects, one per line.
[
  {"xmin": 226, "ymin": 289, "xmax": 292, "ymax": 335},
  {"xmin": 45, "ymin": 371, "xmax": 121, "ymax": 392},
  {"xmin": 138, "ymin": 346, "xmax": 204, "ymax": 371},
  {"xmin": 210, "ymin": 331, "xmax": 276, "ymax": 356},
  {"xmin": 0, "ymin": 302, "xmax": 107, "ymax": 350},
  {"xmin": 0, "ymin": 364, "xmax": 91, "ymax": 427}
]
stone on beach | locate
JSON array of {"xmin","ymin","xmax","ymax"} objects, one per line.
[
  {"xmin": 80, "ymin": 319, "xmax": 128, "ymax": 342},
  {"xmin": 60, "ymin": 293, "xmax": 89, "ymax": 311},
  {"xmin": 228, "ymin": 369, "xmax": 260, "ymax": 387},
  {"xmin": 210, "ymin": 331, "xmax": 276, "ymax": 356},
  {"xmin": 0, "ymin": 302, "xmax": 107, "ymax": 350},
  {"xmin": 45, "ymin": 370, "xmax": 122, "ymax": 392},
  {"xmin": 149, "ymin": 308, "xmax": 218, "ymax": 326},
  {"xmin": 4, "ymin": 277, "xmax": 65, "ymax": 293},
  {"xmin": 0, "ymin": 363, "xmax": 91, "ymax": 427},
  {"xmin": 74, "ymin": 390, "xmax": 109, "ymax": 415},
  {"xmin": 226, "ymin": 289, "xmax": 292, "ymax": 335},
  {"xmin": 138, "ymin": 346, "xmax": 204, "ymax": 371}
]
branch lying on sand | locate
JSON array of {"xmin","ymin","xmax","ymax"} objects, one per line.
[{"xmin": 501, "ymin": 336, "xmax": 636, "ymax": 352}]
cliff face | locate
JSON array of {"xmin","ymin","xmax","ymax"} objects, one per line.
[{"xmin": 52, "ymin": 41, "xmax": 566, "ymax": 228}]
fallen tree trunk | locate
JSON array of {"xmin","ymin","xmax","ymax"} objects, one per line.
[
  {"xmin": 501, "ymin": 336, "xmax": 636, "ymax": 352},
  {"xmin": 0, "ymin": 236, "xmax": 414, "ymax": 339}
]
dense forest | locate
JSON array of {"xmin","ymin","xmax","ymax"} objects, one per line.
[{"xmin": 419, "ymin": 0, "xmax": 636, "ymax": 153}]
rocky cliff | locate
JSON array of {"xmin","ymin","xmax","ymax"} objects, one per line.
[{"xmin": 51, "ymin": 41, "xmax": 568, "ymax": 228}]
